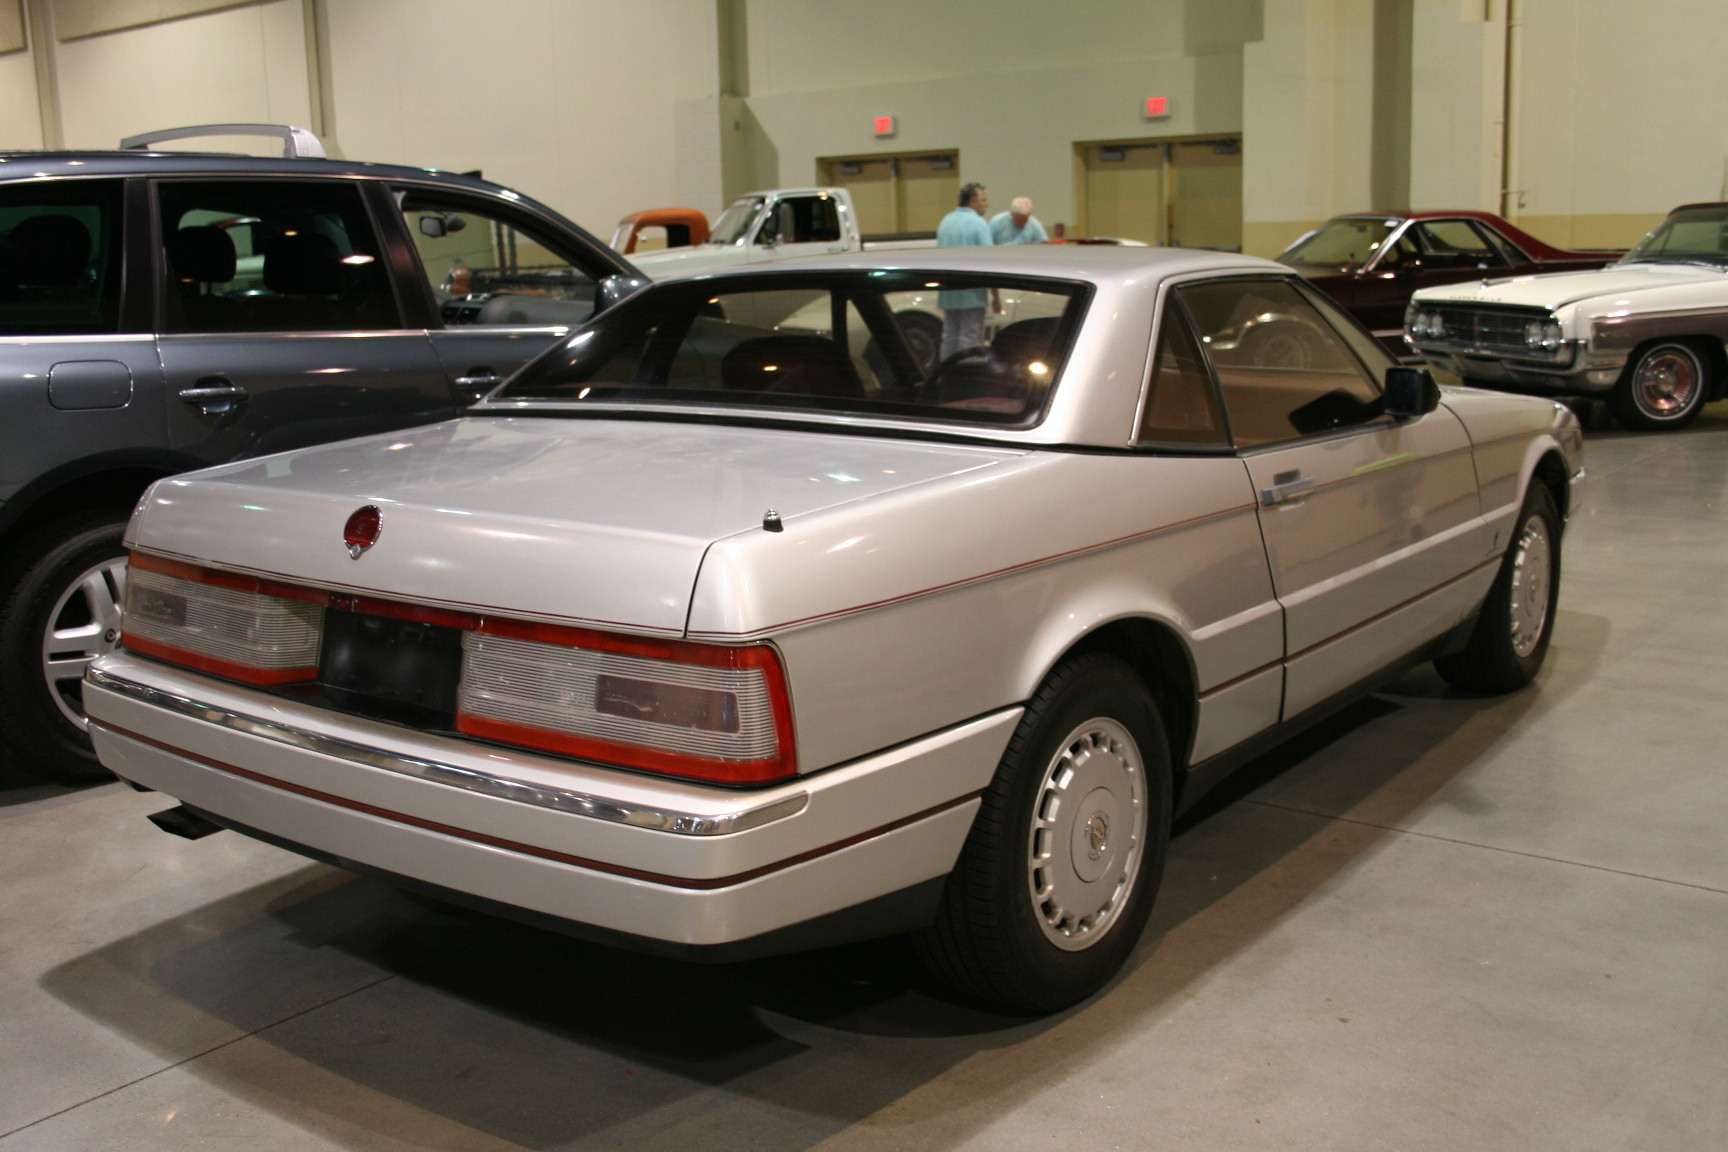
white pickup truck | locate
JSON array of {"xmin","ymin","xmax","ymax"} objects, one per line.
[{"xmin": 625, "ymin": 187, "xmax": 935, "ymax": 280}]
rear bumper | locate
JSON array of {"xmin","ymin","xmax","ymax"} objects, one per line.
[{"xmin": 86, "ymin": 652, "xmax": 1015, "ymax": 951}]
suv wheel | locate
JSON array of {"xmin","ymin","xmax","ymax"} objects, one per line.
[{"xmin": 0, "ymin": 511, "xmax": 130, "ymax": 784}]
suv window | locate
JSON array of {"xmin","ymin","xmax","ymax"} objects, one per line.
[
  {"xmin": 0, "ymin": 180, "xmax": 124, "ymax": 336},
  {"xmin": 398, "ymin": 190, "xmax": 600, "ymax": 327},
  {"xmin": 1178, "ymin": 278, "xmax": 1385, "ymax": 449},
  {"xmin": 157, "ymin": 180, "xmax": 397, "ymax": 333}
]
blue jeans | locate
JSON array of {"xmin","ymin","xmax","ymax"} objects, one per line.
[{"xmin": 941, "ymin": 308, "xmax": 985, "ymax": 359}]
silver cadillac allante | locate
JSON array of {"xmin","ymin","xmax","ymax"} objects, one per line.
[{"xmin": 84, "ymin": 246, "xmax": 1581, "ymax": 1012}]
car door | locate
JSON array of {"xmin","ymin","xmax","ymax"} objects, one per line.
[
  {"xmin": 1177, "ymin": 276, "xmax": 1485, "ymax": 718},
  {"xmin": 154, "ymin": 178, "xmax": 455, "ymax": 465},
  {"xmin": 748, "ymin": 193, "xmax": 850, "ymax": 264},
  {"xmin": 1, "ymin": 177, "xmax": 163, "ymax": 523},
  {"xmin": 390, "ymin": 186, "xmax": 618, "ymax": 401}
]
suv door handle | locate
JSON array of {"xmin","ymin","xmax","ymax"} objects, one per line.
[
  {"xmin": 177, "ymin": 379, "xmax": 250, "ymax": 416},
  {"xmin": 1260, "ymin": 470, "xmax": 1318, "ymax": 506},
  {"xmin": 455, "ymin": 370, "xmax": 503, "ymax": 397}
]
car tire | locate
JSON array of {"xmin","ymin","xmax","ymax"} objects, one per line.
[
  {"xmin": 914, "ymin": 653, "xmax": 1171, "ymax": 1013},
  {"xmin": 894, "ymin": 309, "xmax": 944, "ymax": 374},
  {"xmin": 1435, "ymin": 483, "xmax": 1560, "ymax": 693},
  {"xmin": 1608, "ymin": 340, "xmax": 1712, "ymax": 431},
  {"xmin": 0, "ymin": 510, "xmax": 130, "ymax": 784}
]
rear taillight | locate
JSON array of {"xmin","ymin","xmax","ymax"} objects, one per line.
[
  {"xmin": 120, "ymin": 553, "xmax": 797, "ymax": 783},
  {"xmin": 122, "ymin": 553, "xmax": 324, "ymax": 686},
  {"xmin": 456, "ymin": 621, "xmax": 796, "ymax": 784}
]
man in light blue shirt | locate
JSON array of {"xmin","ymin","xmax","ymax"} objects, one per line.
[
  {"xmin": 991, "ymin": 197, "xmax": 1048, "ymax": 245},
  {"xmin": 936, "ymin": 182, "xmax": 993, "ymax": 358}
]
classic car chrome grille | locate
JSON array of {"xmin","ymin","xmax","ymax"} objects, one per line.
[{"xmin": 1423, "ymin": 304, "xmax": 1560, "ymax": 358}]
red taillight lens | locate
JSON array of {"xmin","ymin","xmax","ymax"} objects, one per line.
[
  {"xmin": 455, "ymin": 622, "xmax": 796, "ymax": 784},
  {"xmin": 121, "ymin": 553, "xmax": 325, "ymax": 686}
]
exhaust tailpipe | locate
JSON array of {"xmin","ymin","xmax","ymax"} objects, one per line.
[{"xmin": 147, "ymin": 804, "xmax": 226, "ymax": 840}]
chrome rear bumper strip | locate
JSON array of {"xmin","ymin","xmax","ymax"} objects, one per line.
[{"xmin": 85, "ymin": 666, "xmax": 807, "ymax": 836}]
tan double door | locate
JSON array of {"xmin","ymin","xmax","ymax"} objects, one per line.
[
  {"xmin": 1078, "ymin": 138, "xmax": 1242, "ymax": 250},
  {"xmin": 820, "ymin": 152, "xmax": 959, "ymax": 238}
]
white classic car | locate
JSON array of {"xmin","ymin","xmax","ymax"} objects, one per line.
[
  {"xmin": 85, "ymin": 247, "xmax": 1581, "ymax": 1012},
  {"xmin": 1406, "ymin": 200, "xmax": 1728, "ymax": 429}
]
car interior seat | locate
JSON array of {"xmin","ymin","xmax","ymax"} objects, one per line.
[
  {"xmin": 8, "ymin": 215, "xmax": 92, "ymax": 292},
  {"xmin": 719, "ymin": 335, "xmax": 865, "ymax": 399},
  {"xmin": 166, "ymin": 225, "xmax": 239, "ymax": 329}
]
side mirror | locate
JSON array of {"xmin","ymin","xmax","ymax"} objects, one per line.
[
  {"xmin": 1384, "ymin": 365, "xmax": 1441, "ymax": 418},
  {"xmin": 418, "ymin": 213, "xmax": 467, "ymax": 238}
]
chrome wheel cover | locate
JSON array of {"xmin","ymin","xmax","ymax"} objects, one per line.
[
  {"xmin": 1632, "ymin": 347, "xmax": 1702, "ymax": 420},
  {"xmin": 1508, "ymin": 513, "xmax": 1552, "ymax": 659},
  {"xmin": 41, "ymin": 556, "xmax": 127, "ymax": 730},
  {"xmin": 1026, "ymin": 717, "xmax": 1147, "ymax": 951}
]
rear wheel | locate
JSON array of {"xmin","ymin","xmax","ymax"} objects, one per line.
[
  {"xmin": 0, "ymin": 511, "xmax": 130, "ymax": 783},
  {"xmin": 915, "ymin": 653, "xmax": 1171, "ymax": 1013},
  {"xmin": 1435, "ymin": 484, "xmax": 1560, "ymax": 693},
  {"xmin": 1609, "ymin": 340, "xmax": 1712, "ymax": 430}
]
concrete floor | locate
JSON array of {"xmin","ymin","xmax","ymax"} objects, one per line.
[{"xmin": 3, "ymin": 403, "xmax": 1725, "ymax": 1151}]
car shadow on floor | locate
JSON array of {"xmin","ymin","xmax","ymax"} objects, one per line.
[{"xmin": 36, "ymin": 611, "xmax": 1608, "ymax": 1151}]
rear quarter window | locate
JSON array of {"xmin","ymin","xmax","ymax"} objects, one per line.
[{"xmin": 0, "ymin": 180, "xmax": 124, "ymax": 336}]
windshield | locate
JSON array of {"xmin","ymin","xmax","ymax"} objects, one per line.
[
  {"xmin": 708, "ymin": 197, "xmax": 764, "ymax": 245},
  {"xmin": 1621, "ymin": 205, "xmax": 1728, "ymax": 266},
  {"xmin": 495, "ymin": 270, "xmax": 1088, "ymax": 428},
  {"xmin": 1280, "ymin": 218, "xmax": 1399, "ymax": 267}
]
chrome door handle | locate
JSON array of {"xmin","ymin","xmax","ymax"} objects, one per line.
[
  {"xmin": 1260, "ymin": 471, "xmax": 1318, "ymax": 506},
  {"xmin": 177, "ymin": 380, "xmax": 250, "ymax": 416},
  {"xmin": 455, "ymin": 372, "xmax": 503, "ymax": 397}
]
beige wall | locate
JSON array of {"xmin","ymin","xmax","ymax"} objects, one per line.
[
  {"xmin": 736, "ymin": 0, "xmax": 1252, "ymax": 233},
  {"xmin": 324, "ymin": 0, "xmax": 720, "ymax": 236},
  {"xmin": 5, "ymin": 1, "xmax": 1728, "ymax": 257},
  {"xmin": 54, "ymin": 0, "xmax": 311, "ymax": 151}
]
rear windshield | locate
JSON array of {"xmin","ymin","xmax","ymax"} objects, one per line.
[{"xmin": 496, "ymin": 270, "xmax": 1089, "ymax": 428}]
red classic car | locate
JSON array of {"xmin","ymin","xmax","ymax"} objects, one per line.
[{"xmin": 1279, "ymin": 212, "xmax": 1620, "ymax": 355}]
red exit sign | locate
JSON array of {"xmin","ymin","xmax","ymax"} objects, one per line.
[
  {"xmin": 873, "ymin": 116, "xmax": 896, "ymax": 137},
  {"xmin": 1144, "ymin": 97, "xmax": 1169, "ymax": 118}
]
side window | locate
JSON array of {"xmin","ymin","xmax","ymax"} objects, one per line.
[
  {"xmin": 1296, "ymin": 282, "xmax": 1397, "ymax": 377},
  {"xmin": 399, "ymin": 191, "xmax": 600, "ymax": 327},
  {"xmin": 1137, "ymin": 303, "xmax": 1228, "ymax": 445},
  {"xmin": 765, "ymin": 196, "xmax": 842, "ymax": 245},
  {"xmin": 157, "ymin": 180, "xmax": 396, "ymax": 334},
  {"xmin": 1178, "ymin": 278, "xmax": 1385, "ymax": 449},
  {"xmin": 1374, "ymin": 229, "xmax": 1422, "ymax": 269},
  {"xmin": 1414, "ymin": 220, "xmax": 1506, "ymax": 268},
  {"xmin": 0, "ymin": 179, "xmax": 124, "ymax": 336},
  {"xmin": 1479, "ymin": 225, "xmax": 1526, "ymax": 265}
]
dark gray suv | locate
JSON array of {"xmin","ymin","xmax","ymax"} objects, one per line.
[{"xmin": 0, "ymin": 125, "xmax": 642, "ymax": 783}]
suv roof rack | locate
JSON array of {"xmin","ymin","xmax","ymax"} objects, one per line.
[{"xmin": 118, "ymin": 123, "xmax": 327, "ymax": 159}]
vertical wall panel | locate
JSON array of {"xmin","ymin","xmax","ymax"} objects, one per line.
[
  {"xmin": 323, "ymin": 0, "xmax": 719, "ymax": 245},
  {"xmin": 54, "ymin": 0, "xmax": 310, "ymax": 150}
]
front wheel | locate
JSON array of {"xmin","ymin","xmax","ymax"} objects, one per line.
[
  {"xmin": 1609, "ymin": 341, "xmax": 1712, "ymax": 430},
  {"xmin": 914, "ymin": 653, "xmax": 1171, "ymax": 1013},
  {"xmin": 1435, "ymin": 484, "xmax": 1560, "ymax": 693},
  {"xmin": 0, "ymin": 511, "xmax": 131, "ymax": 783}
]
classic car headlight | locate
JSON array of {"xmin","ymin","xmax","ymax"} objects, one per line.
[
  {"xmin": 121, "ymin": 553, "xmax": 325, "ymax": 686},
  {"xmin": 1407, "ymin": 308, "xmax": 1445, "ymax": 340},
  {"xmin": 455, "ymin": 620, "xmax": 796, "ymax": 784},
  {"xmin": 1524, "ymin": 319, "xmax": 1564, "ymax": 351}
]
